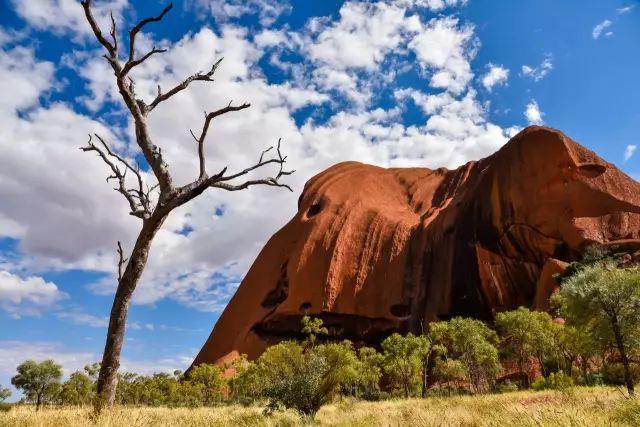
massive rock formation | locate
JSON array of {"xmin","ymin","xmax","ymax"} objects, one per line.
[{"xmin": 193, "ymin": 126, "xmax": 640, "ymax": 366}]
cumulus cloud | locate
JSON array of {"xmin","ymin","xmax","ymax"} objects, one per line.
[
  {"xmin": 624, "ymin": 144, "xmax": 637, "ymax": 162},
  {"xmin": 0, "ymin": 44, "xmax": 139, "ymax": 271},
  {"xmin": 10, "ymin": 0, "xmax": 127, "ymax": 40},
  {"xmin": 481, "ymin": 64, "xmax": 509, "ymax": 91},
  {"xmin": 304, "ymin": 1, "xmax": 419, "ymax": 71},
  {"xmin": 524, "ymin": 100, "xmax": 544, "ymax": 125},
  {"xmin": 192, "ymin": 0, "xmax": 291, "ymax": 27},
  {"xmin": 521, "ymin": 54, "xmax": 553, "ymax": 82},
  {"xmin": 394, "ymin": 0, "xmax": 469, "ymax": 10},
  {"xmin": 56, "ymin": 310, "xmax": 108, "ymax": 328},
  {"xmin": 0, "ymin": 271, "xmax": 66, "ymax": 317},
  {"xmin": 409, "ymin": 17, "xmax": 477, "ymax": 94},
  {"xmin": 592, "ymin": 19, "xmax": 613, "ymax": 39}
]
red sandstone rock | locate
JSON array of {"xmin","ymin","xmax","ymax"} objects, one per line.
[
  {"xmin": 532, "ymin": 258, "xmax": 568, "ymax": 311},
  {"xmin": 192, "ymin": 126, "xmax": 640, "ymax": 367}
]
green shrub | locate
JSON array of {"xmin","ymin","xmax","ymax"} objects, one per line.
[
  {"xmin": 600, "ymin": 363, "xmax": 640, "ymax": 386},
  {"xmin": 576, "ymin": 372, "xmax": 604, "ymax": 387},
  {"xmin": 531, "ymin": 372, "xmax": 574, "ymax": 391},
  {"xmin": 496, "ymin": 380, "xmax": 519, "ymax": 393}
]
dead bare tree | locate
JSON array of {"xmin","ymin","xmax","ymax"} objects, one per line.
[{"xmin": 79, "ymin": 1, "xmax": 293, "ymax": 409}]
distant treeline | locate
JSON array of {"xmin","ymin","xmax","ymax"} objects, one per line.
[{"xmin": 3, "ymin": 246, "xmax": 639, "ymax": 417}]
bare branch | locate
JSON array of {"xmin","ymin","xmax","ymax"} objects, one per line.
[
  {"xmin": 121, "ymin": 47, "xmax": 167, "ymax": 76},
  {"xmin": 80, "ymin": 134, "xmax": 153, "ymax": 219},
  {"xmin": 211, "ymin": 178, "xmax": 292, "ymax": 192},
  {"xmin": 81, "ymin": 0, "xmax": 176, "ymax": 196},
  {"xmin": 193, "ymin": 102, "xmax": 251, "ymax": 179},
  {"xmin": 116, "ymin": 241, "xmax": 128, "ymax": 281},
  {"xmin": 81, "ymin": 0, "xmax": 116, "ymax": 58},
  {"xmin": 128, "ymin": 3, "xmax": 173, "ymax": 64},
  {"xmin": 109, "ymin": 11, "xmax": 118, "ymax": 55},
  {"xmin": 147, "ymin": 58, "xmax": 224, "ymax": 112},
  {"xmin": 210, "ymin": 139, "xmax": 294, "ymax": 192}
]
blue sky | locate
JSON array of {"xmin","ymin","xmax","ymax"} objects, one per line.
[{"xmin": 0, "ymin": 0, "xmax": 638, "ymax": 399}]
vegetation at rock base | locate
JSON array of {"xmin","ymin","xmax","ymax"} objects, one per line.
[
  {"xmin": 553, "ymin": 263, "xmax": 640, "ymax": 396},
  {"xmin": 3, "ymin": 248, "xmax": 640, "ymax": 422}
]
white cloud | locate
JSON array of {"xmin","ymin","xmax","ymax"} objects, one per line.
[
  {"xmin": 409, "ymin": 17, "xmax": 477, "ymax": 94},
  {"xmin": 254, "ymin": 29, "xmax": 290, "ymax": 49},
  {"xmin": 56, "ymin": 310, "xmax": 108, "ymax": 328},
  {"xmin": 0, "ymin": 341, "xmax": 96, "ymax": 384},
  {"xmin": 521, "ymin": 54, "xmax": 553, "ymax": 82},
  {"xmin": 0, "ymin": 46, "xmax": 54, "ymax": 115},
  {"xmin": 305, "ymin": 2, "xmax": 419, "ymax": 71},
  {"xmin": 481, "ymin": 63, "xmax": 509, "ymax": 91},
  {"xmin": 524, "ymin": 99, "xmax": 544, "ymax": 125},
  {"xmin": 193, "ymin": 0, "xmax": 291, "ymax": 27},
  {"xmin": 130, "ymin": 321, "xmax": 155, "ymax": 331},
  {"xmin": 624, "ymin": 144, "xmax": 637, "ymax": 162},
  {"xmin": 392, "ymin": 0, "xmax": 468, "ymax": 10},
  {"xmin": 0, "ymin": 271, "xmax": 66, "ymax": 317},
  {"xmin": 10, "ymin": 0, "xmax": 128, "ymax": 40},
  {"xmin": 617, "ymin": 5, "xmax": 635, "ymax": 14},
  {"xmin": 592, "ymin": 19, "xmax": 613, "ymax": 39},
  {"xmin": 0, "ymin": 44, "xmax": 139, "ymax": 271}
]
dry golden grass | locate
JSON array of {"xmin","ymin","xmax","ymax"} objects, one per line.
[{"xmin": 2, "ymin": 386, "xmax": 639, "ymax": 427}]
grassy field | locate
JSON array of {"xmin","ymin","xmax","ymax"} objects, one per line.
[{"xmin": 2, "ymin": 387, "xmax": 639, "ymax": 426}]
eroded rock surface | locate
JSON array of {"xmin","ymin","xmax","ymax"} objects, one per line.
[{"xmin": 193, "ymin": 126, "xmax": 640, "ymax": 366}]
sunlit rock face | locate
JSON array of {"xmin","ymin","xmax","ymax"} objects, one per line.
[{"xmin": 192, "ymin": 126, "xmax": 640, "ymax": 367}]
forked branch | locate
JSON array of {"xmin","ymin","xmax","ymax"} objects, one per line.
[
  {"xmin": 211, "ymin": 139, "xmax": 295, "ymax": 192},
  {"xmin": 80, "ymin": 134, "xmax": 154, "ymax": 219},
  {"xmin": 81, "ymin": 0, "xmax": 117, "ymax": 58},
  {"xmin": 128, "ymin": 3, "xmax": 173, "ymax": 64},
  {"xmin": 121, "ymin": 46, "xmax": 167, "ymax": 76},
  {"xmin": 148, "ymin": 58, "xmax": 224, "ymax": 112},
  {"xmin": 192, "ymin": 101, "xmax": 251, "ymax": 179}
]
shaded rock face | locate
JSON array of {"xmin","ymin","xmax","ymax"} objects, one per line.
[{"xmin": 193, "ymin": 126, "xmax": 640, "ymax": 366}]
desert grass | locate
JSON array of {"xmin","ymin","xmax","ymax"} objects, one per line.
[{"xmin": 2, "ymin": 386, "xmax": 639, "ymax": 427}]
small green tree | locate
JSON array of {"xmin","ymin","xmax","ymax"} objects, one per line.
[
  {"xmin": 354, "ymin": 346, "xmax": 383, "ymax": 399},
  {"xmin": 441, "ymin": 317, "xmax": 501, "ymax": 392},
  {"xmin": 495, "ymin": 307, "xmax": 558, "ymax": 384},
  {"xmin": 59, "ymin": 371, "xmax": 94, "ymax": 406},
  {"xmin": 553, "ymin": 324, "xmax": 598, "ymax": 378},
  {"xmin": 421, "ymin": 321, "xmax": 448, "ymax": 397},
  {"xmin": 313, "ymin": 341, "xmax": 359, "ymax": 396},
  {"xmin": 0, "ymin": 385, "xmax": 11, "ymax": 403},
  {"xmin": 11, "ymin": 359, "xmax": 62, "ymax": 410},
  {"xmin": 301, "ymin": 316, "xmax": 328, "ymax": 348},
  {"xmin": 381, "ymin": 333, "xmax": 429, "ymax": 397},
  {"xmin": 186, "ymin": 363, "xmax": 226, "ymax": 406},
  {"xmin": 432, "ymin": 358, "xmax": 467, "ymax": 392},
  {"xmin": 556, "ymin": 264, "xmax": 640, "ymax": 396},
  {"xmin": 256, "ymin": 340, "xmax": 358, "ymax": 417}
]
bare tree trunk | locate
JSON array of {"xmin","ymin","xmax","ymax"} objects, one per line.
[
  {"xmin": 518, "ymin": 356, "xmax": 528, "ymax": 387},
  {"xmin": 611, "ymin": 318, "xmax": 635, "ymax": 397},
  {"xmin": 421, "ymin": 350, "xmax": 433, "ymax": 398},
  {"xmin": 95, "ymin": 213, "xmax": 167, "ymax": 408},
  {"xmin": 81, "ymin": 0, "xmax": 293, "ymax": 412}
]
